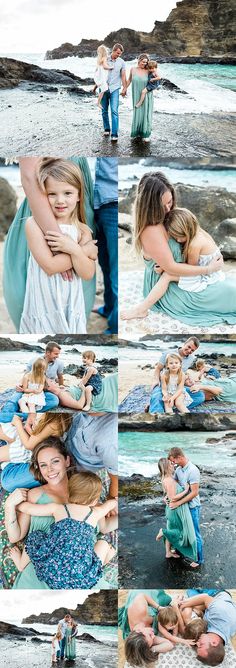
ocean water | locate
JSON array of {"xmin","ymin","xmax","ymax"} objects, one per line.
[
  {"xmin": 1, "ymin": 53, "xmax": 236, "ymax": 115},
  {"xmin": 119, "ymin": 430, "xmax": 236, "ymax": 476},
  {"xmin": 119, "ymin": 340, "xmax": 236, "ymax": 363},
  {"xmin": 16, "ymin": 621, "xmax": 117, "ymax": 643},
  {"xmin": 119, "ymin": 161, "xmax": 236, "ymax": 192}
]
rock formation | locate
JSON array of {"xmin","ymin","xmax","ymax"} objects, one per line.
[
  {"xmin": 46, "ymin": 0, "xmax": 236, "ymax": 61},
  {"xmin": 23, "ymin": 591, "xmax": 117, "ymax": 626},
  {"xmin": 0, "ymin": 57, "xmax": 93, "ymax": 91},
  {"xmin": 0, "ymin": 177, "xmax": 17, "ymax": 241}
]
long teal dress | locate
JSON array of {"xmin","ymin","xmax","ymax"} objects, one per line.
[
  {"xmin": 143, "ymin": 238, "xmax": 236, "ymax": 326},
  {"xmin": 162, "ymin": 486, "xmax": 197, "ymax": 562},
  {"xmin": 3, "ymin": 158, "xmax": 95, "ymax": 331},
  {"xmin": 201, "ymin": 375, "xmax": 236, "ymax": 402},
  {"xmin": 69, "ymin": 372, "xmax": 118, "ymax": 412},
  {"xmin": 13, "ymin": 491, "xmax": 53, "ymax": 589},
  {"xmin": 118, "ymin": 590, "xmax": 172, "ymax": 639},
  {"xmin": 65, "ymin": 627, "xmax": 76, "ymax": 660},
  {"xmin": 131, "ymin": 72, "xmax": 154, "ymax": 139}
]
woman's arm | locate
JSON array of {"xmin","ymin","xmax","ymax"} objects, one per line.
[
  {"xmin": 141, "ymin": 226, "xmax": 223, "ymax": 277},
  {"xmin": 191, "ymin": 383, "xmax": 222, "ymax": 397},
  {"xmin": 25, "ymin": 218, "xmax": 73, "ymax": 276},
  {"xmin": 5, "ymin": 489, "xmax": 30, "ymax": 542},
  {"xmin": 180, "ymin": 594, "xmax": 212, "ymax": 610},
  {"xmin": 19, "ymin": 158, "xmax": 69, "ymax": 238},
  {"xmin": 126, "ymin": 68, "xmax": 133, "ymax": 88}
]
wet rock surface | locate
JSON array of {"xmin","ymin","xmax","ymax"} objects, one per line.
[
  {"xmin": 0, "ymin": 178, "xmax": 17, "ymax": 241},
  {"xmin": 0, "ymin": 57, "xmax": 93, "ymax": 91}
]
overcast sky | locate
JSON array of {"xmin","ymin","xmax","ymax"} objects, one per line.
[
  {"xmin": 0, "ymin": 0, "xmax": 178, "ymax": 53},
  {"xmin": 0, "ymin": 590, "xmax": 96, "ymax": 623}
]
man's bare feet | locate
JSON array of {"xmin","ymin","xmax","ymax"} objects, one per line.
[
  {"xmin": 9, "ymin": 546, "xmax": 22, "ymax": 570},
  {"xmin": 156, "ymin": 528, "xmax": 163, "ymax": 541},
  {"xmin": 120, "ymin": 304, "xmax": 149, "ymax": 321}
]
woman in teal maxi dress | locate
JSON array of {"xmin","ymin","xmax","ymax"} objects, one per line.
[
  {"xmin": 65, "ymin": 623, "xmax": 76, "ymax": 660},
  {"xmin": 127, "ymin": 54, "xmax": 154, "ymax": 141}
]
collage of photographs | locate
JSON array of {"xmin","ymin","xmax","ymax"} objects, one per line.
[{"xmin": 0, "ymin": 1, "xmax": 236, "ymax": 667}]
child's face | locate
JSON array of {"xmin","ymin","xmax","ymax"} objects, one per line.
[
  {"xmin": 164, "ymin": 622, "xmax": 178, "ymax": 632},
  {"xmin": 83, "ymin": 355, "xmax": 93, "ymax": 366},
  {"xmin": 149, "ymin": 66, "xmax": 156, "ymax": 73},
  {"xmin": 45, "ymin": 176, "xmax": 79, "ymax": 219},
  {"xmin": 167, "ymin": 357, "xmax": 181, "ymax": 373}
]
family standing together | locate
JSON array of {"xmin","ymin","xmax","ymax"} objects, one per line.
[{"xmin": 52, "ymin": 613, "xmax": 78, "ymax": 663}]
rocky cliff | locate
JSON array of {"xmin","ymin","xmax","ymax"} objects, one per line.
[
  {"xmin": 23, "ymin": 591, "xmax": 117, "ymax": 626},
  {"xmin": 45, "ymin": 0, "xmax": 236, "ymax": 61}
]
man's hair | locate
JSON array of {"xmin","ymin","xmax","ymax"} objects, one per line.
[
  {"xmin": 158, "ymin": 606, "xmax": 178, "ymax": 628},
  {"xmin": 197, "ymin": 642, "xmax": 225, "ymax": 665},
  {"xmin": 112, "ymin": 43, "xmax": 124, "ymax": 53},
  {"xmin": 45, "ymin": 341, "xmax": 61, "ymax": 353},
  {"xmin": 168, "ymin": 447, "xmax": 184, "ymax": 458},
  {"xmin": 186, "ymin": 336, "xmax": 200, "ymax": 348},
  {"xmin": 125, "ymin": 632, "xmax": 155, "ymax": 666}
]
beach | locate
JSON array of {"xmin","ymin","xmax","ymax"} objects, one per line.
[{"xmin": 0, "ymin": 633, "xmax": 117, "ymax": 668}]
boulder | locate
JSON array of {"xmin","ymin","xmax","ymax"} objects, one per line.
[
  {"xmin": 23, "ymin": 591, "xmax": 117, "ymax": 626},
  {"xmin": 0, "ymin": 177, "xmax": 17, "ymax": 240},
  {"xmin": 0, "ymin": 57, "xmax": 94, "ymax": 91},
  {"xmin": 214, "ymin": 218, "xmax": 236, "ymax": 259}
]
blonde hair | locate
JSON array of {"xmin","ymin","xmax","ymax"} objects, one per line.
[
  {"xmin": 55, "ymin": 631, "xmax": 62, "ymax": 640},
  {"xmin": 158, "ymin": 606, "xmax": 178, "ymax": 628},
  {"xmin": 134, "ymin": 172, "xmax": 176, "ymax": 254},
  {"xmin": 37, "ymin": 158, "xmax": 86, "ymax": 230},
  {"xmin": 68, "ymin": 472, "xmax": 102, "ymax": 505},
  {"xmin": 196, "ymin": 359, "xmax": 205, "ymax": 370},
  {"xmin": 183, "ymin": 618, "xmax": 207, "ymax": 641},
  {"xmin": 138, "ymin": 53, "xmax": 149, "ymax": 66},
  {"xmin": 83, "ymin": 350, "xmax": 96, "ymax": 362},
  {"xmin": 97, "ymin": 44, "xmax": 109, "ymax": 64},
  {"xmin": 33, "ymin": 412, "xmax": 73, "ymax": 437},
  {"xmin": 166, "ymin": 207, "xmax": 199, "ymax": 261},
  {"xmin": 164, "ymin": 353, "xmax": 183, "ymax": 387},
  {"xmin": 158, "ymin": 457, "xmax": 172, "ymax": 480},
  {"xmin": 148, "ymin": 60, "xmax": 157, "ymax": 69},
  {"xmin": 29, "ymin": 358, "xmax": 47, "ymax": 385}
]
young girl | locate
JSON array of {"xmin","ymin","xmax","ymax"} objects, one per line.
[
  {"xmin": 160, "ymin": 354, "xmax": 192, "ymax": 414},
  {"xmin": 78, "ymin": 350, "xmax": 102, "ymax": 411},
  {"xmin": 158, "ymin": 602, "xmax": 205, "ymax": 646},
  {"xmin": 18, "ymin": 358, "xmax": 47, "ymax": 419},
  {"xmin": 52, "ymin": 630, "xmax": 62, "ymax": 663},
  {"xmin": 93, "ymin": 45, "xmax": 113, "ymax": 108},
  {"xmin": 14, "ymin": 471, "xmax": 117, "ymax": 589},
  {"xmin": 135, "ymin": 60, "xmax": 161, "ymax": 108},
  {"xmin": 120, "ymin": 207, "xmax": 224, "ymax": 321},
  {"xmin": 19, "ymin": 158, "xmax": 96, "ymax": 334}
]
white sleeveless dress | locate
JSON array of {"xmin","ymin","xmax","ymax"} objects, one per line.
[
  {"xmin": 94, "ymin": 65, "xmax": 109, "ymax": 92},
  {"xmin": 178, "ymin": 247, "xmax": 225, "ymax": 293},
  {"xmin": 166, "ymin": 376, "xmax": 192, "ymax": 407},
  {"xmin": 19, "ymin": 223, "xmax": 86, "ymax": 334},
  {"xmin": 21, "ymin": 381, "xmax": 46, "ymax": 409}
]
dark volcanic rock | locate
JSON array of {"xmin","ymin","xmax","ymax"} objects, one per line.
[
  {"xmin": 46, "ymin": 1, "xmax": 236, "ymax": 61},
  {"xmin": 0, "ymin": 338, "xmax": 43, "ymax": 353},
  {"xmin": 0, "ymin": 177, "xmax": 17, "ymax": 240},
  {"xmin": 0, "ymin": 57, "xmax": 94, "ymax": 91},
  {"xmin": 39, "ymin": 335, "xmax": 117, "ymax": 347},
  {"xmin": 0, "ymin": 621, "xmax": 40, "ymax": 637},
  {"xmin": 23, "ymin": 591, "xmax": 117, "ymax": 626}
]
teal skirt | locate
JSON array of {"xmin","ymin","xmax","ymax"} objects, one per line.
[{"xmin": 131, "ymin": 74, "xmax": 154, "ymax": 139}]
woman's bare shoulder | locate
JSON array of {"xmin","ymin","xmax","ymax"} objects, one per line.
[{"xmin": 27, "ymin": 485, "xmax": 44, "ymax": 502}]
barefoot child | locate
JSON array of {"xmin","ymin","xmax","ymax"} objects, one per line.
[
  {"xmin": 19, "ymin": 158, "xmax": 97, "ymax": 335},
  {"xmin": 157, "ymin": 602, "xmax": 202, "ymax": 646},
  {"xmin": 120, "ymin": 207, "xmax": 224, "ymax": 321},
  {"xmin": 18, "ymin": 359, "xmax": 47, "ymax": 423},
  {"xmin": 52, "ymin": 630, "xmax": 62, "ymax": 663},
  {"xmin": 135, "ymin": 60, "xmax": 161, "ymax": 108},
  {"xmin": 160, "ymin": 354, "xmax": 191, "ymax": 414},
  {"xmin": 12, "ymin": 471, "xmax": 117, "ymax": 589},
  {"xmin": 79, "ymin": 350, "xmax": 102, "ymax": 411},
  {"xmin": 94, "ymin": 45, "xmax": 114, "ymax": 108}
]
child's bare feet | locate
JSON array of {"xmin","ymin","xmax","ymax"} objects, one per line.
[
  {"xmin": 156, "ymin": 528, "xmax": 163, "ymax": 541},
  {"xmin": 135, "ymin": 101, "xmax": 143, "ymax": 108},
  {"xmin": 190, "ymin": 561, "xmax": 200, "ymax": 568},
  {"xmin": 9, "ymin": 546, "xmax": 23, "ymax": 570},
  {"xmin": 83, "ymin": 405, "xmax": 91, "ymax": 412},
  {"xmin": 120, "ymin": 304, "xmax": 149, "ymax": 320}
]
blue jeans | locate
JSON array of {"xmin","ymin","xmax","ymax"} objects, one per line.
[
  {"xmin": 0, "ymin": 391, "xmax": 59, "ymax": 422},
  {"xmin": 190, "ymin": 506, "xmax": 204, "ymax": 564},
  {"xmin": 101, "ymin": 88, "xmax": 119, "ymax": 137},
  {"xmin": 1, "ymin": 462, "xmax": 41, "ymax": 491},
  {"xmin": 149, "ymin": 385, "xmax": 205, "ymax": 414},
  {"xmin": 60, "ymin": 637, "xmax": 66, "ymax": 659},
  {"xmin": 95, "ymin": 203, "xmax": 118, "ymax": 333}
]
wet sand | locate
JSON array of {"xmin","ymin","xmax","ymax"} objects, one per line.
[
  {"xmin": 0, "ymin": 88, "xmax": 235, "ymax": 157},
  {"xmin": 0, "ymin": 635, "xmax": 117, "ymax": 668}
]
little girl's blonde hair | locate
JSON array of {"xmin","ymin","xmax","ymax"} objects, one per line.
[
  {"xmin": 29, "ymin": 358, "xmax": 47, "ymax": 385},
  {"xmin": 164, "ymin": 353, "xmax": 183, "ymax": 387},
  {"xmin": 83, "ymin": 350, "xmax": 96, "ymax": 362},
  {"xmin": 166, "ymin": 207, "xmax": 199, "ymax": 261},
  {"xmin": 97, "ymin": 44, "xmax": 109, "ymax": 64},
  {"xmin": 33, "ymin": 412, "xmax": 73, "ymax": 436},
  {"xmin": 68, "ymin": 472, "xmax": 102, "ymax": 505},
  {"xmin": 37, "ymin": 158, "xmax": 87, "ymax": 230}
]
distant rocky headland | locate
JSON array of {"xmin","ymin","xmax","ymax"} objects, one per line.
[
  {"xmin": 22, "ymin": 591, "xmax": 117, "ymax": 626},
  {"xmin": 45, "ymin": 0, "xmax": 236, "ymax": 62}
]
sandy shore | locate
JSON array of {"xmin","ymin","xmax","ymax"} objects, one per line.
[
  {"xmin": 0, "ymin": 87, "xmax": 235, "ymax": 157},
  {"xmin": 118, "ymin": 590, "xmax": 236, "ymax": 668},
  {"xmin": 119, "ymin": 362, "xmax": 153, "ymax": 402}
]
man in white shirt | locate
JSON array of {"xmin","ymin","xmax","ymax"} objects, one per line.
[{"xmin": 101, "ymin": 43, "xmax": 127, "ymax": 141}]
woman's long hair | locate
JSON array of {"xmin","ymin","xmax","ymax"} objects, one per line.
[
  {"xmin": 37, "ymin": 158, "xmax": 87, "ymax": 231},
  {"xmin": 163, "ymin": 353, "xmax": 183, "ymax": 387},
  {"xmin": 134, "ymin": 172, "xmax": 176, "ymax": 253},
  {"xmin": 33, "ymin": 413, "xmax": 73, "ymax": 437},
  {"xmin": 125, "ymin": 631, "xmax": 156, "ymax": 667},
  {"xmin": 137, "ymin": 53, "xmax": 150, "ymax": 68},
  {"xmin": 166, "ymin": 207, "xmax": 199, "ymax": 261},
  {"xmin": 29, "ymin": 358, "xmax": 47, "ymax": 385},
  {"xmin": 30, "ymin": 436, "xmax": 75, "ymax": 484}
]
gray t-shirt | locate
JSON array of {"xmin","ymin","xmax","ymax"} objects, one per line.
[
  {"xmin": 66, "ymin": 413, "xmax": 117, "ymax": 475},
  {"xmin": 174, "ymin": 460, "xmax": 200, "ymax": 508},
  {"xmin": 25, "ymin": 355, "xmax": 64, "ymax": 380},
  {"xmin": 204, "ymin": 592, "xmax": 236, "ymax": 644},
  {"xmin": 159, "ymin": 348, "xmax": 196, "ymax": 372},
  {"xmin": 107, "ymin": 56, "xmax": 126, "ymax": 93}
]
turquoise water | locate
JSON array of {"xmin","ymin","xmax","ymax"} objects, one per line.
[
  {"xmin": 119, "ymin": 431, "xmax": 236, "ymax": 476},
  {"xmin": 20, "ymin": 622, "xmax": 117, "ymax": 643},
  {"xmin": 119, "ymin": 341, "xmax": 236, "ymax": 363},
  {"xmin": 119, "ymin": 162, "xmax": 236, "ymax": 192}
]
